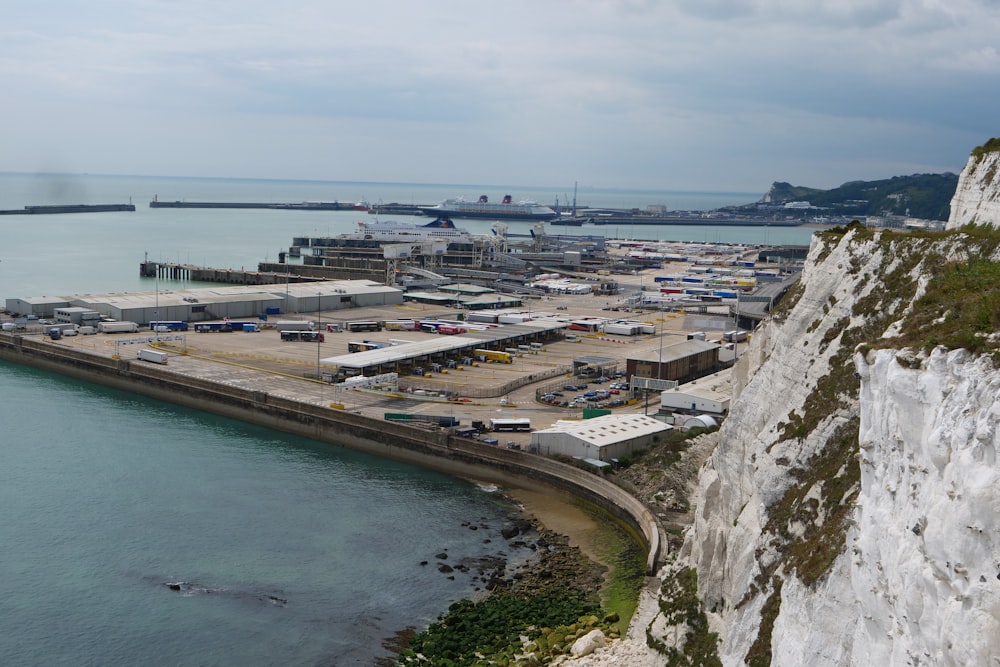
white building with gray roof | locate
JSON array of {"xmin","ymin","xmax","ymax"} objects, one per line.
[{"xmin": 530, "ymin": 414, "xmax": 672, "ymax": 462}]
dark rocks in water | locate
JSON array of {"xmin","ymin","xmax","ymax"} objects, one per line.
[
  {"xmin": 419, "ymin": 561, "xmax": 428, "ymax": 566},
  {"xmin": 435, "ymin": 552, "xmax": 448, "ymax": 560},
  {"xmin": 437, "ymin": 563, "xmax": 454, "ymax": 573},
  {"xmin": 500, "ymin": 518, "xmax": 534, "ymax": 540},
  {"xmin": 161, "ymin": 580, "xmax": 287, "ymax": 607}
]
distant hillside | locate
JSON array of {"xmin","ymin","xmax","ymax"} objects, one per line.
[{"xmin": 755, "ymin": 173, "xmax": 959, "ymax": 221}]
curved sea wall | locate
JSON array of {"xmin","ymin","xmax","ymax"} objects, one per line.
[{"xmin": 0, "ymin": 333, "xmax": 661, "ymax": 575}]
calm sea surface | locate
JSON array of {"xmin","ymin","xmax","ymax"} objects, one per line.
[{"xmin": 0, "ymin": 173, "xmax": 815, "ymax": 665}]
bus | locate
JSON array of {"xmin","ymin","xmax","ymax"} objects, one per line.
[
  {"xmin": 489, "ymin": 418, "xmax": 531, "ymax": 432},
  {"xmin": 346, "ymin": 321, "xmax": 381, "ymax": 332},
  {"xmin": 280, "ymin": 330, "xmax": 325, "ymax": 342},
  {"xmin": 348, "ymin": 341, "xmax": 382, "ymax": 353}
]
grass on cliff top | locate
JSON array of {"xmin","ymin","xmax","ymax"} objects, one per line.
[
  {"xmin": 812, "ymin": 222, "xmax": 1000, "ymax": 361},
  {"xmin": 972, "ymin": 137, "xmax": 1000, "ymax": 163}
]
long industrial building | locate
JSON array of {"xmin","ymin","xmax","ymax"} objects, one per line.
[
  {"xmin": 4, "ymin": 280, "xmax": 403, "ymax": 325},
  {"xmin": 319, "ymin": 320, "xmax": 568, "ymax": 379}
]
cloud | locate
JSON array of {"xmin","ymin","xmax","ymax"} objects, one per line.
[{"xmin": 0, "ymin": 0, "xmax": 996, "ymax": 191}]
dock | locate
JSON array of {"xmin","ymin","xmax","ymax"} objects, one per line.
[{"xmin": 140, "ymin": 261, "xmax": 327, "ymax": 285}]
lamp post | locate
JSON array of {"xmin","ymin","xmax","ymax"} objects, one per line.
[{"xmin": 316, "ymin": 292, "xmax": 322, "ymax": 387}]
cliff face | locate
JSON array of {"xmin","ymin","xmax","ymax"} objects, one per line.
[
  {"xmin": 670, "ymin": 145, "xmax": 1000, "ymax": 666},
  {"xmin": 947, "ymin": 143, "xmax": 1000, "ymax": 229}
]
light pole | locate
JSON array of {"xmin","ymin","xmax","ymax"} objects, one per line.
[
  {"xmin": 154, "ymin": 263, "xmax": 159, "ymax": 326},
  {"xmin": 316, "ymin": 292, "xmax": 322, "ymax": 385}
]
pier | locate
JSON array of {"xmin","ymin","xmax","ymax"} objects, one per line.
[
  {"xmin": 0, "ymin": 203, "xmax": 135, "ymax": 215},
  {"xmin": 140, "ymin": 261, "xmax": 326, "ymax": 285},
  {"xmin": 149, "ymin": 197, "xmax": 365, "ymax": 211}
]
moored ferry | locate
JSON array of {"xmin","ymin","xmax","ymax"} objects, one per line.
[
  {"xmin": 351, "ymin": 216, "xmax": 474, "ymax": 243},
  {"xmin": 418, "ymin": 194, "xmax": 558, "ymax": 221}
]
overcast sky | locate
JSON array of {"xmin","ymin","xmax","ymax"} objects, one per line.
[{"xmin": 1, "ymin": 1, "xmax": 997, "ymax": 193}]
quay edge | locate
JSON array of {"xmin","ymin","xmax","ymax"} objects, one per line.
[{"xmin": 0, "ymin": 332, "xmax": 663, "ymax": 576}]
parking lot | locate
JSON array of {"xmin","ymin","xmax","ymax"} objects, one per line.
[{"xmin": 22, "ymin": 261, "xmax": 744, "ymax": 442}]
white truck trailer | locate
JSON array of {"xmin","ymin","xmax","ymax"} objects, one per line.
[
  {"xmin": 274, "ymin": 320, "xmax": 315, "ymax": 331},
  {"xmin": 137, "ymin": 348, "xmax": 169, "ymax": 364},
  {"xmin": 98, "ymin": 321, "xmax": 139, "ymax": 334}
]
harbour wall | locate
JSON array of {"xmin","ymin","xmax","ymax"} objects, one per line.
[
  {"xmin": 0, "ymin": 333, "xmax": 663, "ymax": 574},
  {"xmin": 139, "ymin": 261, "xmax": 329, "ymax": 285},
  {"xmin": 0, "ymin": 203, "xmax": 136, "ymax": 215}
]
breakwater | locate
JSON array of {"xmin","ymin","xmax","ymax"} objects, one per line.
[
  {"xmin": 0, "ymin": 203, "xmax": 136, "ymax": 215},
  {"xmin": 149, "ymin": 199, "xmax": 363, "ymax": 210},
  {"xmin": 0, "ymin": 332, "xmax": 663, "ymax": 574}
]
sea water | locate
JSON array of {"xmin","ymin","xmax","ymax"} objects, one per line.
[
  {"xmin": 0, "ymin": 172, "xmax": 814, "ymax": 302},
  {"xmin": 0, "ymin": 173, "xmax": 812, "ymax": 664},
  {"xmin": 0, "ymin": 360, "xmax": 534, "ymax": 665}
]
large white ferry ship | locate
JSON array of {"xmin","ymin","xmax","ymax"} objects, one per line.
[
  {"xmin": 418, "ymin": 194, "xmax": 558, "ymax": 221},
  {"xmin": 352, "ymin": 217, "xmax": 474, "ymax": 243}
]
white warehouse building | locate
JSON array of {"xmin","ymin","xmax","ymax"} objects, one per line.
[
  {"xmin": 659, "ymin": 368, "xmax": 731, "ymax": 415},
  {"xmin": 530, "ymin": 414, "xmax": 672, "ymax": 462}
]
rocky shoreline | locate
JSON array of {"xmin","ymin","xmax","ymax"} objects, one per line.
[{"xmin": 378, "ymin": 504, "xmax": 610, "ymax": 665}]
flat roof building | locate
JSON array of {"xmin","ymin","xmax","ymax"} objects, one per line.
[
  {"xmin": 6, "ymin": 280, "xmax": 403, "ymax": 324},
  {"xmin": 530, "ymin": 414, "xmax": 672, "ymax": 462},
  {"xmin": 660, "ymin": 367, "xmax": 732, "ymax": 415},
  {"xmin": 626, "ymin": 339, "xmax": 720, "ymax": 385}
]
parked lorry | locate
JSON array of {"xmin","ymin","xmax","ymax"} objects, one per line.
[
  {"xmin": 46, "ymin": 323, "xmax": 79, "ymax": 335},
  {"xmin": 137, "ymin": 348, "xmax": 169, "ymax": 364},
  {"xmin": 97, "ymin": 321, "xmax": 139, "ymax": 334},
  {"xmin": 149, "ymin": 320, "xmax": 189, "ymax": 331},
  {"xmin": 274, "ymin": 320, "xmax": 315, "ymax": 331}
]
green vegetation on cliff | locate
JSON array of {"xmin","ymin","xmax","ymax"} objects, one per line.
[
  {"xmin": 755, "ymin": 172, "xmax": 958, "ymax": 220},
  {"xmin": 971, "ymin": 137, "xmax": 1000, "ymax": 163}
]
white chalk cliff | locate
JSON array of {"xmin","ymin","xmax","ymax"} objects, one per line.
[
  {"xmin": 948, "ymin": 140, "xmax": 1000, "ymax": 229},
  {"xmin": 564, "ymin": 142, "xmax": 1000, "ymax": 666}
]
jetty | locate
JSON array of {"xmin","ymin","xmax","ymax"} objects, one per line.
[
  {"xmin": 150, "ymin": 197, "xmax": 365, "ymax": 211},
  {"xmin": 139, "ymin": 260, "xmax": 327, "ymax": 285},
  {"xmin": 0, "ymin": 203, "xmax": 135, "ymax": 215}
]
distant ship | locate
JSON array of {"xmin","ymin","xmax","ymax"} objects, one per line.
[
  {"xmin": 418, "ymin": 194, "xmax": 558, "ymax": 221},
  {"xmin": 351, "ymin": 216, "xmax": 474, "ymax": 243}
]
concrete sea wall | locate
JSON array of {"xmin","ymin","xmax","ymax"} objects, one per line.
[{"xmin": 0, "ymin": 333, "xmax": 662, "ymax": 574}]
